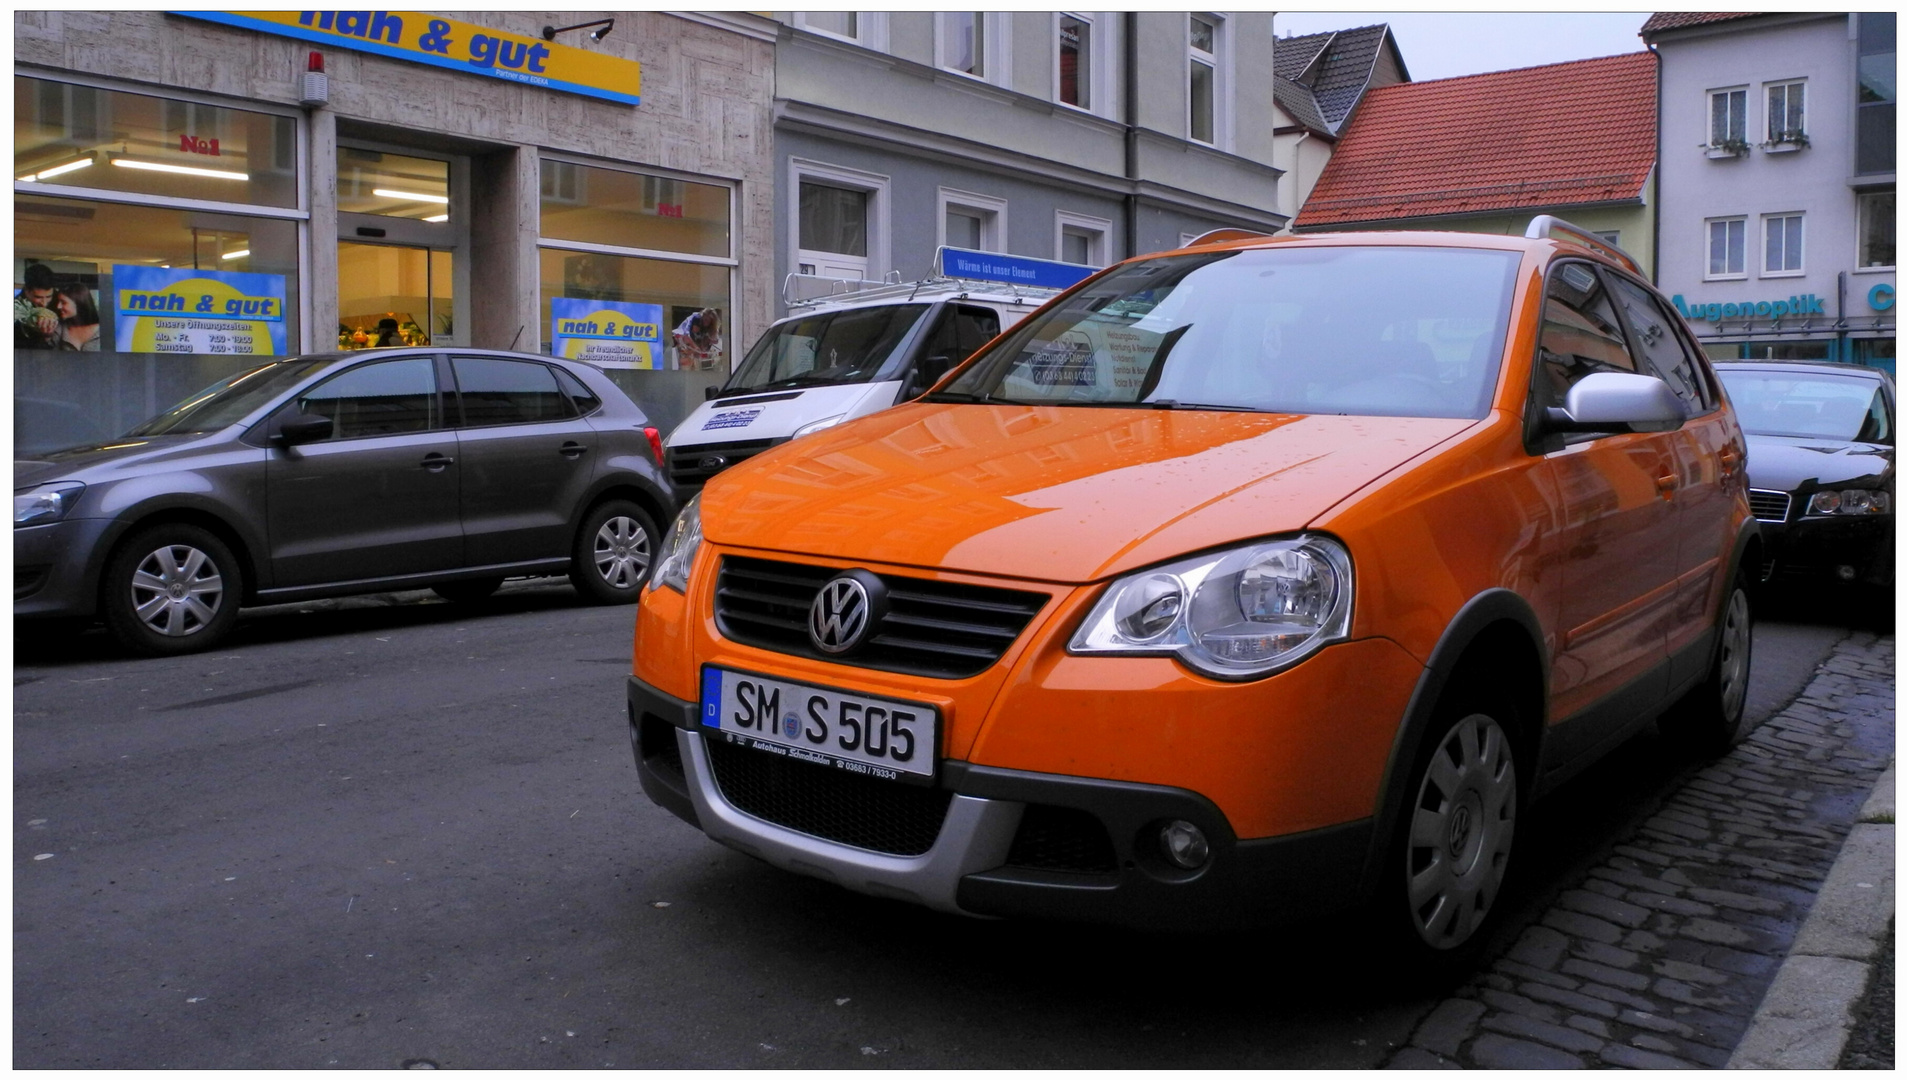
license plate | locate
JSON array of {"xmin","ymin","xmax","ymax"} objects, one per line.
[{"xmin": 700, "ymin": 666, "xmax": 938, "ymax": 785}]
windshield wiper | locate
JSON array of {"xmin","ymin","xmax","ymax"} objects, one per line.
[
  {"xmin": 922, "ymin": 390, "xmax": 1025, "ymax": 405},
  {"xmin": 1146, "ymin": 399, "xmax": 1263, "ymax": 412}
]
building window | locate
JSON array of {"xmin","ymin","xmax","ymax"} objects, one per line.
[
  {"xmin": 1707, "ymin": 217, "xmax": 1747, "ymax": 279},
  {"xmin": 790, "ymin": 159, "xmax": 888, "ymax": 282},
  {"xmin": 1058, "ymin": 14, "xmax": 1092, "ymax": 110},
  {"xmin": 1592, "ymin": 229, "xmax": 1622, "ymax": 247},
  {"xmin": 1859, "ymin": 191, "xmax": 1896, "ymax": 270},
  {"xmin": 1765, "ymin": 80, "xmax": 1806, "ymax": 145},
  {"xmin": 939, "ymin": 13, "xmax": 985, "ymax": 78},
  {"xmin": 1056, "ymin": 210, "xmax": 1112, "ymax": 266},
  {"xmin": 1762, "ymin": 214, "xmax": 1804, "ymax": 275},
  {"xmin": 1189, "ymin": 15, "xmax": 1218, "ymax": 145},
  {"xmin": 1708, "ymin": 87, "xmax": 1748, "ymax": 149},
  {"xmin": 1858, "ymin": 13, "xmax": 1896, "ymax": 175},
  {"xmin": 938, "ymin": 188, "xmax": 1006, "ymax": 253},
  {"xmin": 539, "ymin": 159, "xmax": 731, "ymax": 258},
  {"xmin": 797, "ymin": 12, "xmax": 856, "ymax": 40}
]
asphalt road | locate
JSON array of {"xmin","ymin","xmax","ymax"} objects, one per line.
[{"xmin": 12, "ymin": 583, "xmax": 1857, "ymax": 1068}]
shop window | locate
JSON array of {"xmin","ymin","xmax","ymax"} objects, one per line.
[
  {"xmin": 1853, "ymin": 337, "xmax": 1896, "ymax": 372},
  {"xmin": 1058, "ymin": 14, "xmax": 1092, "ymax": 110},
  {"xmin": 1857, "ymin": 13, "xmax": 1896, "ymax": 176},
  {"xmin": 536, "ymin": 249, "xmax": 729, "ymax": 371},
  {"xmin": 339, "ymin": 148, "xmax": 450, "ymax": 222},
  {"xmin": 1708, "ymin": 87, "xmax": 1748, "ymax": 150},
  {"xmin": 1765, "ymin": 80, "xmax": 1806, "ymax": 146},
  {"xmin": 14, "ymin": 76, "xmax": 297, "ymax": 209},
  {"xmin": 1858, "ymin": 191, "xmax": 1895, "ymax": 270},
  {"xmin": 1762, "ymin": 214, "xmax": 1804, "ymax": 275},
  {"xmin": 537, "ymin": 160, "xmax": 730, "ymax": 259},
  {"xmin": 1706, "ymin": 217, "xmax": 1747, "ymax": 279},
  {"xmin": 938, "ymin": 188, "xmax": 1006, "ymax": 252}
]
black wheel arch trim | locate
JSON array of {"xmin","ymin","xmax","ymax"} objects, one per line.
[{"xmin": 1356, "ymin": 587, "xmax": 1549, "ymax": 903}]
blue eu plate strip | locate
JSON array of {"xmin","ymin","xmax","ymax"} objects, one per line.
[{"xmin": 700, "ymin": 667, "xmax": 722, "ymax": 728}]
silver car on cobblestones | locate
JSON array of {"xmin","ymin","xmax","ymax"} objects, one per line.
[{"xmin": 14, "ymin": 349, "xmax": 676, "ymax": 655}]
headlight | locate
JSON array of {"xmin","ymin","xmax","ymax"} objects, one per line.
[
  {"xmin": 793, "ymin": 413, "xmax": 847, "ymax": 438},
  {"xmin": 651, "ymin": 495, "xmax": 703, "ymax": 593},
  {"xmin": 1070, "ymin": 535, "xmax": 1354, "ymax": 680},
  {"xmin": 14, "ymin": 482, "xmax": 84, "ymax": 527},
  {"xmin": 1806, "ymin": 489, "xmax": 1892, "ymax": 516}
]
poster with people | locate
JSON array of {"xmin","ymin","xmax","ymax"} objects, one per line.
[
  {"xmin": 111, "ymin": 265, "xmax": 288, "ymax": 355},
  {"xmin": 549, "ymin": 296, "xmax": 664, "ymax": 368},
  {"xmin": 15, "ymin": 262, "xmax": 103, "ymax": 352},
  {"xmin": 670, "ymin": 306, "xmax": 724, "ymax": 370}
]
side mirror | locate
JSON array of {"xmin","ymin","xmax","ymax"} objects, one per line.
[
  {"xmin": 704, "ymin": 386, "xmax": 723, "ymax": 401},
  {"xmin": 1544, "ymin": 372, "xmax": 1687, "ymax": 435},
  {"xmin": 274, "ymin": 413, "xmax": 334, "ymax": 446},
  {"xmin": 905, "ymin": 354, "xmax": 954, "ymax": 398}
]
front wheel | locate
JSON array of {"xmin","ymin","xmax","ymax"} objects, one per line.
[
  {"xmin": 1662, "ymin": 570, "xmax": 1753, "ymax": 753},
  {"xmin": 569, "ymin": 500, "xmax": 658, "ymax": 604},
  {"xmin": 102, "ymin": 524, "xmax": 243, "ymax": 656}
]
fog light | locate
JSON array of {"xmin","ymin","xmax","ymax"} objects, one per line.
[
  {"xmin": 1837, "ymin": 565, "xmax": 1858, "ymax": 581},
  {"xmin": 1159, "ymin": 820, "xmax": 1209, "ymax": 869}
]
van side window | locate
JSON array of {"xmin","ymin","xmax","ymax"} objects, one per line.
[
  {"xmin": 1531, "ymin": 261, "xmax": 1637, "ymax": 415},
  {"xmin": 925, "ymin": 306, "xmax": 1002, "ymax": 365},
  {"xmin": 1607, "ymin": 275, "xmax": 1712, "ymax": 413}
]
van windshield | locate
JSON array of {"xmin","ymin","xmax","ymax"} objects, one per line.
[
  {"xmin": 931, "ymin": 246, "xmax": 1522, "ymax": 420},
  {"xmin": 722, "ymin": 304, "xmax": 929, "ymax": 394}
]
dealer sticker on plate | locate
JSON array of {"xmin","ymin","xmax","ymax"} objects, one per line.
[{"xmin": 700, "ymin": 666, "xmax": 937, "ymax": 785}]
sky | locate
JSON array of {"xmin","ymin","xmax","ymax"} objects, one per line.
[{"xmin": 1270, "ymin": 12, "xmax": 1652, "ymax": 82}]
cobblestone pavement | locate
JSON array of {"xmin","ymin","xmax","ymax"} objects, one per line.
[{"xmin": 1389, "ymin": 633, "xmax": 1895, "ymax": 1069}]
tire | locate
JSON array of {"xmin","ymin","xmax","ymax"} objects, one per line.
[
  {"xmin": 101, "ymin": 523, "xmax": 243, "ymax": 656},
  {"xmin": 569, "ymin": 500, "xmax": 658, "ymax": 604},
  {"xmin": 1662, "ymin": 568, "xmax": 1753, "ymax": 753},
  {"xmin": 1382, "ymin": 690, "xmax": 1520, "ymax": 975},
  {"xmin": 432, "ymin": 577, "xmax": 504, "ymax": 604}
]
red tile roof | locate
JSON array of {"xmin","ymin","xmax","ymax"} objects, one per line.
[
  {"xmin": 1295, "ymin": 52, "xmax": 1657, "ymax": 229},
  {"xmin": 1640, "ymin": 12, "xmax": 1759, "ymax": 34}
]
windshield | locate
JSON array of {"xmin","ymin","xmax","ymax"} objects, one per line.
[
  {"xmin": 126, "ymin": 358, "xmax": 333, "ymax": 436},
  {"xmin": 933, "ymin": 245, "xmax": 1522, "ymax": 419},
  {"xmin": 1717, "ymin": 369, "xmax": 1893, "ymax": 443},
  {"xmin": 723, "ymin": 304, "xmax": 929, "ymax": 394}
]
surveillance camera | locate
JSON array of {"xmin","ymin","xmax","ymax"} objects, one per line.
[{"xmin": 590, "ymin": 25, "xmax": 612, "ymax": 41}]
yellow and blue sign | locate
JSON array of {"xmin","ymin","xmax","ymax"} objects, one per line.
[
  {"xmin": 175, "ymin": 11, "xmax": 641, "ymax": 106},
  {"xmin": 551, "ymin": 297, "xmax": 664, "ymax": 368},
  {"xmin": 114, "ymin": 265, "xmax": 287, "ymax": 355}
]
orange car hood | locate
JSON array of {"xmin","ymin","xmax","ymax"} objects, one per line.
[{"xmin": 700, "ymin": 403, "xmax": 1475, "ymax": 583}]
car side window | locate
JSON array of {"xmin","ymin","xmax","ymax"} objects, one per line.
[
  {"xmin": 292, "ymin": 357, "xmax": 438, "ymax": 439},
  {"xmin": 1531, "ymin": 261, "xmax": 1638, "ymax": 416},
  {"xmin": 452, "ymin": 357, "xmax": 577, "ymax": 426},
  {"xmin": 1607, "ymin": 275, "xmax": 1712, "ymax": 413},
  {"xmin": 552, "ymin": 367, "xmax": 602, "ymax": 415}
]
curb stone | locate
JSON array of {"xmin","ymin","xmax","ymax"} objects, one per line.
[{"xmin": 1726, "ymin": 759, "xmax": 1895, "ymax": 1069}]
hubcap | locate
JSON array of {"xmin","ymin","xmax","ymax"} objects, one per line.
[
  {"xmin": 593, "ymin": 516, "xmax": 651, "ymax": 589},
  {"xmin": 1717, "ymin": 587, "xmax": 1751, "ymax": 724},
  {"xmin": 130, "ymin": 543, "xmax": 224, "ymax": 638},
  {"xmin": 1406, "ymin": 712, "xmax": 1517, "ymax": 950}
]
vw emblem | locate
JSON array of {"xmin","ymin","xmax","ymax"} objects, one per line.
[{"xmin": 808, "ymin": 570, "xmax": 886, "ymax": 655}]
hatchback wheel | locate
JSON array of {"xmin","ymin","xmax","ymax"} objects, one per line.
[
  {"xmin": 1663, "ymin": 568, "xmax": 1753, "ymax": 753},
  {"xmin": 571, "ymin": 500, "xmax": 657, "ymax": 604},
  {"xmin": 102, "ymin": 524, "xmax": 242, "ymax": 656}
]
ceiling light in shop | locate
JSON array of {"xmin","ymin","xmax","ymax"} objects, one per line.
[
  {"xmin": 373, "ymin": 188, "xmax": 449, "ymax": 204},
  {"xmin": 220, "ymin": 249, "xmax": 251, "ymax": 261},
  {"xmin": 18, "ymin": 157, "xmax": 95, "ymax": 182},
  {"xmin": 113, "ymin": 159, "xmax": 250, "ymax": 181},
  {"xmin": 423, "ymin": 214, "xmax": 449, "ymax": 223}
]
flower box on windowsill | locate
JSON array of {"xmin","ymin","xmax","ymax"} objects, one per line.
[
  {"xmin": 1764, "ymin": 133, "xmax": 1809, "ymax": 153},
  {"xmin": 1705, "ymin": 140, "xmax": 1752, "ymax": 160}
]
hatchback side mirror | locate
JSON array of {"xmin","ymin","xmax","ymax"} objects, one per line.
[
  {"xmin": 1544, "ymin": 372, "xmax": 1686, "ymax": 435},
  {"xmin": 274, "ymin": 413, "xmax": 334, "ymax": 446}
]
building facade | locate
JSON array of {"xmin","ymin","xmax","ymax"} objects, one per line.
[
  {"xmin": 14, "ymin": 10, "xmax": 778, "ymax": 452},
  {"xmin": 1644, "ymin": 12, "xmax": 1895, "ymax": 370},
  {"xmin": 1269, "ymin": 24, "xmax": 1409, "ymax": 230},
  {"xmin": 1292, "ymin": 53, "xmax": 1659, "ymax": 277},
  {"xmin": 765, "ymin": 11, "xmax": 1287, "ymax": 310}
]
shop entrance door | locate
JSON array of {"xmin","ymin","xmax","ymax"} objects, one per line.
[{"xmin": 335, "ymin": 144, "xmax": 467, "ymax": 351}]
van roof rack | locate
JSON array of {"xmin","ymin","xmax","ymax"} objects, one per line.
[
  {"xmin": 781, "ymin": 272, "xmax": 1065, "ymax": 311},
  {"xmin": 1525, "ymin": 215, "xmax": 1642, "ymax": 275}
]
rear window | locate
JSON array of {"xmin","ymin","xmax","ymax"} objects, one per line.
[{"xmin": 936, "ymin": 246, "xmax": 1522, "ymax": 420}]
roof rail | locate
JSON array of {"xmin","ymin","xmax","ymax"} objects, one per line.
[
  {"xmin": 781, "ymin": 272, "xmax": 1063, "ymax": 312},
  {"xmin": 1525, "ymin": 215, "xmax": 1642, "ymax": 275},
  {"xmin": 1184, "ymin": 228, "xmax": 1271, "ymax": 247}
]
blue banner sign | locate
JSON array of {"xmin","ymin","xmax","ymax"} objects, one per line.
[
  {"xmin": 113, "ymin": 265, "xmax": 288, "ymax": 355},
  {"xmin": 550, "ymin": 296, "xmax": 663, "ymax": 368},
  {"xmin": 938, "ymin": 247, "xmax": 1096, "ymax": 291}
]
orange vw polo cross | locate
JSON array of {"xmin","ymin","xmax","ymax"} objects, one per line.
[{"xmin": 626, "ymin": 220, "xmax": 1756, "ymax": 959}]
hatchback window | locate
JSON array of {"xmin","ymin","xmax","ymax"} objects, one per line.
[
  {"xmin": 453, "ymin": 357, "xmax": 575, "ymax": 425},
  {"xmin": 128, "ymin": 358, "xmax": 332, "ymax": 436},
  {"xmin": 292, "ymin": 357, "xmax": 439, "ymax": 439},
  {"xmin": 1607, "ymin": 275, "xmax": 1711, "ymax": 411},
  {"xmin": 934, "ymin": 246, "xmax": 1520, "ymax": 419},
  {"xmin": 552, "ymin": 366, "xmax": 602, "ymax": 414},
  {"xmin": 1531, "ymin": 261, "xmax": 1639, "ymax": 414},
  {"xmin": 724, "ymin": 304, "xmax": 930, "ymax": 393},
  {"xmin": 1716, "ymin": 369, "xmax": 1893, "ymax": 443}
]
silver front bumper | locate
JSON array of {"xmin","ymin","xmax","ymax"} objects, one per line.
[{"xmin": 676, "ymin": 727, "xmax": 1025, "ymax": 915}]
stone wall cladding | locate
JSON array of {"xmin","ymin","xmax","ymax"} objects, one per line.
[
  {"xmin": 1387, "ymin": 633, "xmax": 1894, "ymax": 1069},
  {"xmin": 13, "ymin": 9, "xmax": 778, "ymax": 341}
]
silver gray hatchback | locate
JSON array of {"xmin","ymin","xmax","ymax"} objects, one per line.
[{"xmin": 14, "ymin": 348, "xmax": 677, "ymax": 655}]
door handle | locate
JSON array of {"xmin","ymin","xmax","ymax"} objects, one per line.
[
  {"xmin": 1655, "ymin": 473, "xmax": 1678, "ymax": 498},
  {"xmin": 1718, "ymin": 448, "xmax": 1741, "ymax": 475},
  {"xmin": 558, "ymin": 441, "xmax": 588, "ymax": 459},
  {"xmin": 421, "ymin": 452, "xmax": 455, "ymax": 472}
]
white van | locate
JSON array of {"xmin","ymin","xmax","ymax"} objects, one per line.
[{"xmin": 664, "ymin": 269, "xmax": 1066, "ymax": 496}]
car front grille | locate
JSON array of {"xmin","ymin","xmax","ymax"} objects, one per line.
[
  {"xmin": 667, "ymin": 438, "xmax": 783, "ymax": 489},
  {"xmin": 1005, "ymin": 804, "xmax": 1119, "ymax": 874},
  {"xmin": 1748, "ymin": 489, "xmax": 1792, "ymax": 523},
  {"xmin": 704, "ymin": 737, "xmax": 953, "ymax": 856},
  {"xmin": 714, "ymin": 556, "xmax": 1048, "ymax": 679}
]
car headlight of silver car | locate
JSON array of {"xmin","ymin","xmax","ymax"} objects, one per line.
[
  {"xmin": 1806, "ymin": 488, "xmax": 1892, "ymax": 516},
  {"xmin": 1070, "ymin": 534, "xmax": 1354, "ymax": 680},
  {"xmin": 651, "ymin": 495, "xmax": 703, "ymax": 593},
  {"xmin": 13, "ymin": 482, "xmax": 84, "ymax": 527}
]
